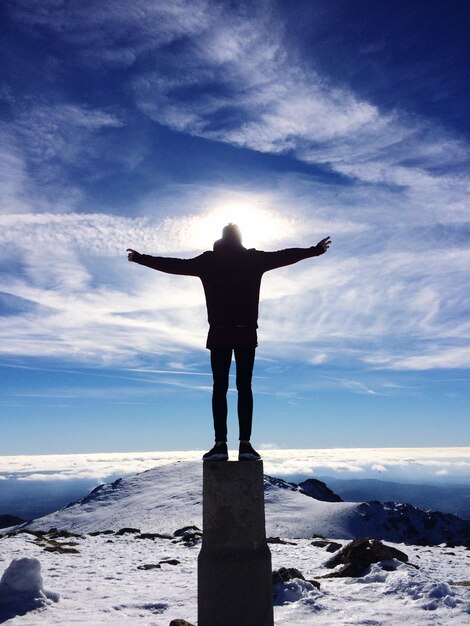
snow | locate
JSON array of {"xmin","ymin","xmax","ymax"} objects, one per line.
[
  {"xmin": 0, "ymin": 461, "xmax": 469, "ymax": 624},
  {"xmin": 273, "ymin": 578, "xmax": 322, "ymax": 606},
  {"xmin": 0, "ymin": 532, "xmax": 468, "ymax": 625},
  {"xmin": 0, "ymin": 557, "xmax": 59, "ymax": 622},
  {"xmin": 19, "ymin": 462, "xmax": 469, "ymax": 545}
]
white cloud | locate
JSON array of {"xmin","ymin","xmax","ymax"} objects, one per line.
[
  {"xmin": 371, "ymin": 464, "xmax": 387, "ymax": 472},
  {"xmin": 16, "ymin": 473, "xmax": 80, "ymax": 482},
  {"xmin": 125, "ymin": 1, "xmax": 470, "ymax": 215},
  {"xmin": 10, "ymin": 0, "xmax": 469, "ymax": 197},
  {"xmin": 15, "ymin": 104, "xmax": 123, "ymax": 171},
  {"xmin": 1, "ymin": 448, "xmax": 468, "ymax": 483},
  {"xmin": 1, "ymin": 2, "xmax": 469, "ymax": 373},
  {"xmin": 0, "ymin": 188, "xmax": 469, "ymax": 370},
  {"xmin": 9, "ymin": 0, "xmax": 211, "ymax": 67},
  {"xmin": 0, "ymin": 103, "xmax": 124, "ymax": 216}
]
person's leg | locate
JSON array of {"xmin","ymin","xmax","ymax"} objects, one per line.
[
  {"xmin": 234, "ymin": 347, "xmax": 256, "ymax": 441},
  {"xmin": 210, "ymin": 348, "xmax": 233, "ymax": 442}
]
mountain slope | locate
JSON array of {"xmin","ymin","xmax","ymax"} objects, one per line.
[
  {"xmin": 17, "ymin": 462, "xmax": 470, "ymax": 545},
  {"xmin": 318, "ymin": 476, "xmax": 470, "ymax": 519}
]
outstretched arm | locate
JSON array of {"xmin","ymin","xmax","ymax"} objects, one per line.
[
  {"xmin": 126, "ymin": 249, "xmax": 203, "ymax": 277},
  {"xmin": 259, "ymin": 236, "xmax": 331, "ymax": 272}
]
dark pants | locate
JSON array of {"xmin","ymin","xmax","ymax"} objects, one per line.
[{"xmin": 210, "ymin": 348, "xmax": 256, "ymax": 442}]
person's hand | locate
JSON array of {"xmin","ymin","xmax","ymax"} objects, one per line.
[
  {"xmin": 126, "ymin": 248, "xmax": 139, "ymax": 261},
  {"xmin": 317, "ymin": 236, "xmax": 331, "ymax": 252}
]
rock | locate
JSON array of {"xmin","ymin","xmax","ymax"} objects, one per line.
[
  {"xmin": 43, "ymin": 545, "xmax": 79, "ymax": 555},
  {"xmin": 137, "ymin": 532, "xmax": 173, "ymax": 540},
  {"xmin": 138, "ymin": 559, "xmax": 180, "ymax": 570},
  {"xmin": 326, "ymin": 542, "xmax": 342, "ymax": 553},
  {"xmin": 322, "ymin": 538, "xmax": 409, "ymax": 578},
  {"xmin": 15, "ymin": 530, "xmax": 48, "ymax": 539},
  {"xmin": 267, "ymin": 537, "xmax": 297, "ymax": 545},
  {"xmin": 311, "ymin": 540, "xmax": 342, "ymax": 552},
  {"xmin": 173, "ymin": 525, "xmax": 201, "ymax": 537},
  {"xmin": 451, "ymin": 581, "xmax": 470, "ymax": 587},
  {"xmin": 298, "ymin": 478, "xmax": 343, "ymax": 502},
  {"xmin": 88, "ymin": 530, "xmax": 114, "ymax": 536},
  {"xmin": 272, "ymin": 567, "xmax": 305, "ymax": 584},
  {"xmin": 173, "ymin": 526, "xmax": 202, "ymax": 546},
  {"xmin": 46, "ymin": 529, "xmax": 82, "ymax": 539},
  {"xmin": 116, "ymin": 527, "xmax": 140, "ymax": 535},
  {"xmin": 273, "ymin": 575, "xmax": 321, "ymax": 605},
  {"xmin": 272, "ymin": 567, "xmax": 320, "ymax": 590},
  {"xmin": 169, "ymin": 620, "xmax": 195, "ymax": 626}
]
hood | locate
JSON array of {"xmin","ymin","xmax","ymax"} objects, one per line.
[{"xmin": 213, "ymin": 238, "xmax": 246, "ymax": 257}]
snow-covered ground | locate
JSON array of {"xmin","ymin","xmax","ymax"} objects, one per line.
[
  {"xmin": 0, "ymin": 461, "xmax": 469, "ymax": 624},
  {"xmin": 1, "ymin": 531, "xmax": 469, "ymax": 625}
]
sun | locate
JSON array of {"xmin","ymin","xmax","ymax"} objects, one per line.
[{"xmin": 188, "ymin": 196, "xmax": 296, "ymax": 250}]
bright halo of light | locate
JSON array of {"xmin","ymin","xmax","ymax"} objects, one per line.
[{"xmin": 188, "ymin": 199, "xmax": 296, "ymax": 250}]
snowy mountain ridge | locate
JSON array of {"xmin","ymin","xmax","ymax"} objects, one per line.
[{"xmin": 12, "ymin": 462, "xmax": 470, "ymax": 546}]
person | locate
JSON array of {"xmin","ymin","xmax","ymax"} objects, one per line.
[{"xmin": 127, "ymin": 224, "xmax": 331, "ymax": 462}]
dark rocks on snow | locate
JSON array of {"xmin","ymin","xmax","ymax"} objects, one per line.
[
  {"xmin": 272, "ymin": 567, "xmax": 321, "ymax": 590},
  {"xmin": 137, "ymin": 559, "xmax": 180, "ymax": 571},
  {"xmin": 169, "ymin": 620, "xmax": 195, "ymax": 626},
  {"xmin": 299, "ymin": 479, "xmax": 343, "ymax": 502},
  {"xmin": 311, "ymin": 539, "xmax": 342, "ymax": 552},
  {"xmin": 43, "ymin": 544, "xmax": 79, "ymax": 555},
  {"xmin": 116, "ymin": 527, "xmax": 140, "ymax": 535},
  {"xmin": 137, "ymin": 532, "xmax": 173, "ymax": 540},
  {"xmin": 173, "ymin": 526, "xmax": 202, "ymax": 545},
  {"xmin": 321, "ymin": 538, "xmax": 409, "ymax": 578},
  {"xmin": 45, "ymin": 528, "xmax": 82, "ymax": 540},
  {"xmin": 267, "ymin": 537, "xmax": 297, "ymax": 545},
  {"xmin": 7, "ymin": 530, "xmax": 47, "ymax": 539},
  {"xmin": 173, "ymin": 526, "xmax": 201, "ymax": 537}
]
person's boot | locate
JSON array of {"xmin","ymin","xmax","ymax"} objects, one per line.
[
  {"xmin": 238, "ymin": 441, "xmax": 261, "ymax": 461},
  {"xmin": 202, "ymin": 442, "xmax": 228, "ymax": 461}
]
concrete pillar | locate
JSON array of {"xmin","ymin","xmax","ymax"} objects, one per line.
[{"xmin": 198, "ymin": 461, "xmax": 274, "ymax": 626}]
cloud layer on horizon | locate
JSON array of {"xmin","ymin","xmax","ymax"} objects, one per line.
[{"xmin": 1, "ymin": 448, "xmax": 469, "ymax": 484}]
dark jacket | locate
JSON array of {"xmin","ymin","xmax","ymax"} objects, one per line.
[{"xmin": 133, "ymin": 242, "xmax": 325, "ymax": 332}]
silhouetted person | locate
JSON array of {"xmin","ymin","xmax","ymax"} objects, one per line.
[{"xmin": 127, "ymin": 224, "xmax": 331, "ymax": 461}]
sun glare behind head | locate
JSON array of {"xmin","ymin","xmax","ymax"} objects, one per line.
[{"xmin": 189, "ymin": 200, "xmax": 296, "ymax": 250}]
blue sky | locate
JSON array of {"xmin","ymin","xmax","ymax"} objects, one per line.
[{"xmin": 0, "ymin": 0, "xmax": 469, "ymax": 455}]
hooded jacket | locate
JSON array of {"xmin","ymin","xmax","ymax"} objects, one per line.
[{"xmin": 132, "ymin": 241, "xmax": 325, "ymax": 331}]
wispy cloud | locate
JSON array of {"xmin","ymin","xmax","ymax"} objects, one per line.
[
  {"xmin": 1, "ymin": 0, "xmax": 468, "ymax": 376},
  {"xmin": 1, "ymin": 189, "xmax": 469, "ymax": 371},
  {"xmin": 0, "ymin": 102, "xmax": 124, "ymax": 217},
  {"xmin": 126, "ymin": 2, "xmax": 470, "ymax": 207},
  {"xmin": 9, "ymin": 0, "xmax": 210, "ymax": 67}
]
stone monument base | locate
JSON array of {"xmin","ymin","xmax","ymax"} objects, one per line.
[{"xmin": 197, "ymin": 461, "xmax": 274, "ymax": 626}]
